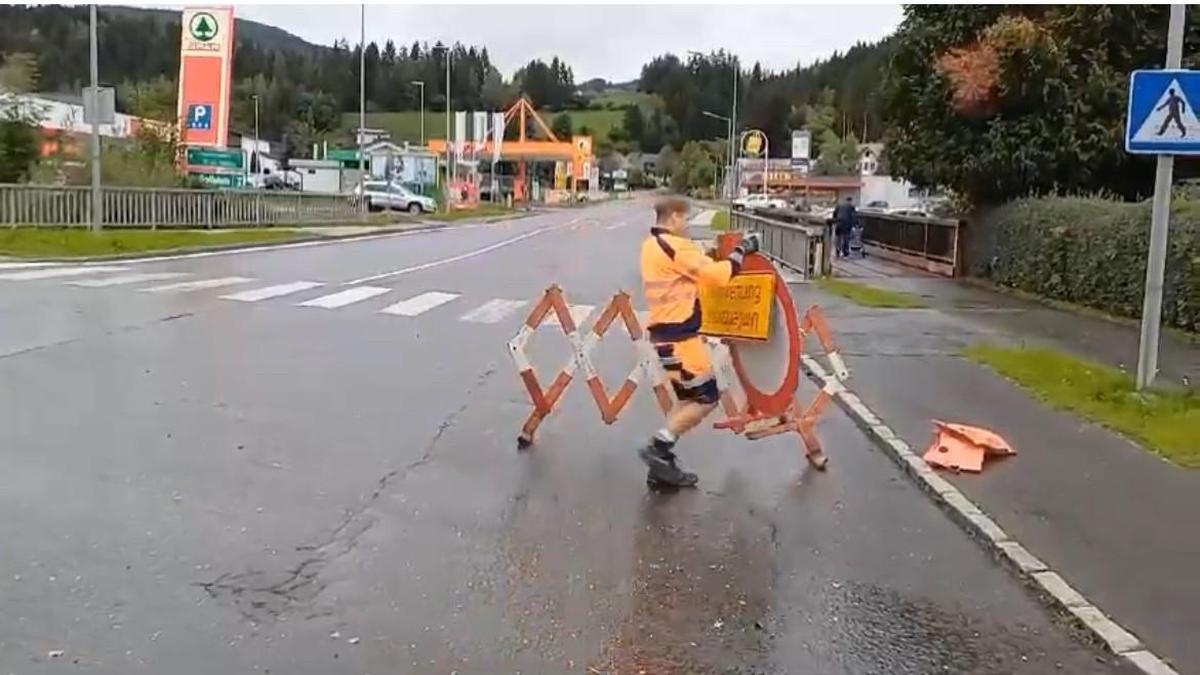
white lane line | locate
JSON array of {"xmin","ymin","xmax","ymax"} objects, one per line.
[
  {"xmin": 67, "ymin": 272, "xmax": 189, "ymax": 288},
  {"xmin": 141, "ymin": 276, "xmax": 254, "ymax": 293},
  {"xmin": 343, "ymin": 224, "xmax": 562, "ymax": 285},
  {"xmin": 221, "ymin": 281, "xmax": 324, "ymax": 302},
  {"xmin": 0, "ymin": 265, "xmax": 128, "ymax": 281},
  {"xmin": 0, "ymin": 262, "xmax": 61, "ymax": 270},
  {"xmin": 545, "ymin": 304, "xmax": 594, "ymax": 329},
  {"xmin": 459, "ymin": 298, "xmax": 528, "ymax": 324},
  {"xmin": 379, "ymin": 291, "xmax": 460, "ymax": 317},
  {"xmin": 298, "ymin": 285, "xmax": 390, "ymax": 309}
]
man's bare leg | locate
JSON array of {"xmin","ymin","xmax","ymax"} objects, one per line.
[{"xmin": 664, "ymin": 400, "xmax": 718, "ymax": 437}]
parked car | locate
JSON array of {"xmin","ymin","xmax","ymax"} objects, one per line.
[
  {"xmin": 733, "ymin": 193, "xmax": 788, "ymax": 211},
  {"xmin": 355, "ymin": 181, "xmax": 437, "ymax": 214},
  {"xmin": 886, "ymin": 207, "xmax": 931, "ymax": 218}
]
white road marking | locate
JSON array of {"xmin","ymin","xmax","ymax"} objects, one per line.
[
  {"xmin": 67, "ymin": 272, "xmax": 189, "ymax": 288},
  {"xmin": 545, "ymin": 304, "xmax": 594, "ymax": 329},
  {"xmin": 0, "ymin": 265, "xmax": 128, "ymax": 281},
  {"xmin": 343, "ymin": 224, "xmax": 563, "ymax": 285},
  {"xmin": 459, "ymin": 298, "xmax": 528, "ymax": 323},
  {"xmin": 141, "ymin": 276, "xmax": 254, "ymax": 293},
  {"xmin": 379, "ymin": 291, "xmax": 460, "ymax": 317},
  {"xmin": 0, "ymin": 262, "xmax": 61, "ymax": 270},
  {"xmin": 221, "ymin": 281, "xmax": 324, "ymax": 302},
  {"xmin": 77, "ymin": 222, "xmax": 506, "ymax": 267},
  {"xmin": 298, "ymin": 285, "xmax": 390, "ymax": 309}
]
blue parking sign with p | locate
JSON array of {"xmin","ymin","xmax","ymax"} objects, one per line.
[{"xmin": 186, "ymin": 104, "xmax": 213, "ymax": 130}]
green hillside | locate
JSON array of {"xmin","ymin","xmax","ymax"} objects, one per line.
[{"xmin": 342, "ymin": 109, "xmax": 624, "ymax": 144}]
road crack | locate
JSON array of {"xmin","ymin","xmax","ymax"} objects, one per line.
[{"xmin": 195, "ymin": 362, "xmax": 500, "ymax": 623}]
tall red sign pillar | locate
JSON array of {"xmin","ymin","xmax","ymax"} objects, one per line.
[{"xmin": 176, "ymin": 7, "xmax": 235, "ymax": 149}]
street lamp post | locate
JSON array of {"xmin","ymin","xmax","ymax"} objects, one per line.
[
  {"xmin": 702, "ymin": 110, "xmax": 731, "ymax": 200},
  {"xmin": 433, "ymin": 45, "xmax": 452, "ymax": 213},
  {"xmin": 88, "ymin": 4, "xmax": 101, "ymax": 231},
  {"xmin": 357, "ymin": 4, "xmax": 366, "ymax": 216},
  {"xmin": 411, "ymin": 81, "xmax": 426, "ymax": 146},
  {"xmin": 690, "ymin": 50, "xmax": 739, "ymax": 200}
]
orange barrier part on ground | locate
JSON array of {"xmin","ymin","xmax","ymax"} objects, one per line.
[{"xmin": 923, "ymin": 420, "xmax": 1016, "ymax": 473}]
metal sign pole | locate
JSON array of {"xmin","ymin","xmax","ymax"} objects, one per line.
[{"xmin": 1136, "ymin": 4, "xmax": 1186, "ymax": 390}]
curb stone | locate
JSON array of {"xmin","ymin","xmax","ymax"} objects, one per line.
[{"xmin": 799, "ymin": 354, "xmax": 1180, "ymax": 675}]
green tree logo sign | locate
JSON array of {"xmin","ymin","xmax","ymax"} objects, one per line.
[{"xmin": 188, "ymin": 12, "xmax": 218, "ymax": 42}]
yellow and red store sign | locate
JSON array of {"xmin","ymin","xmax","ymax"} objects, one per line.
[{"xmin": 176, "ymin": 7, "xmax": 234, "ymax": 148}]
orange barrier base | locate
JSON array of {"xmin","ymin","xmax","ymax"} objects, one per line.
[{"xmin": 713, "ymin": 389, "xmax": 832, "ymax": 470}]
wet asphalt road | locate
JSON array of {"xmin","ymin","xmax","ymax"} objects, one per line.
[{"xmin": 0, "ymin": 199, "xmax": 1134, "ymax": 674}]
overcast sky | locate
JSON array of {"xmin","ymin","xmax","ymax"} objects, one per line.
[{"xmin": 232, "ymin": 4, "xmax": 904, "ymax": 82}]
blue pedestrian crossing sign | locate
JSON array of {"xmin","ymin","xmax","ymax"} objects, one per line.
[
  {"xmin": 186, "ymin": 103, "xmax": 213, "ymax": 130},
  {"xmin": 1126, "ymin": 70, "xmax": 1200, "ymax": 154}
]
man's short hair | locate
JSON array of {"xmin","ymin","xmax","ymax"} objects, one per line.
[{"xmin": 655, "ymin": 197, "xmax": 689, "ymax": 223}]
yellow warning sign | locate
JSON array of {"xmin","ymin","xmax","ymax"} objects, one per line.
[{"xmin": 699, "ymin": 272, "xmax": 775, "ymax": 340}]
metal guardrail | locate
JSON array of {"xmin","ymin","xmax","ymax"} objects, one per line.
[
  {"xmin": 858, "ymin": 210, "xmax": 963, "ymax": 277},
  {"xmin": 0, "ymin": 184, "xmax": 364, "ymax": 228},
  {"xmin": 729, "ymin": 207, "xmax": 833, "ymax": 280}
]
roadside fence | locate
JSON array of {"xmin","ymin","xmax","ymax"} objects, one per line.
[{"xmin": 0, "ymin": 183, "xmax": 364, "ymax": 229}]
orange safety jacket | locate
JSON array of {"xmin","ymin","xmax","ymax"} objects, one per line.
[{"xmin": 640, "ymin": 227, "xmax": 740, "ymax": 342}]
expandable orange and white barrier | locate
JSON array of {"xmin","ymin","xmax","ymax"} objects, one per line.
[
  {"xmin": 509, "ymin": 274, "xmax": 852, "ymax": 474},
  {"xmin": 508, "ymin": 285, "xmax": 671, "ymax": 448}
]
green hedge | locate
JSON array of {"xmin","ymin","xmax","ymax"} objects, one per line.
[{"xmin": 970, "ymin": 196, "xmax": 1199, "ymax": 332}]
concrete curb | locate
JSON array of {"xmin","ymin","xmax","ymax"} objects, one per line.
[{"xmin": 800, "ymin": 354, "xmax": 1180, "ymax": 675}]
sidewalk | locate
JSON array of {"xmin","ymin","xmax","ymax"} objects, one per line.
[{"xmin": 790, "ymin": 257, "xmax": 1200, "ymax": 674}]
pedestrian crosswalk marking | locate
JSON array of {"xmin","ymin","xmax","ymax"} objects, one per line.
[
  {"xmin": 380, "ymin": 291, "xmax": 461, "ymax": 317},
  {"xmin": 545, "ymin": 304, "xmax": 594, "ymax": 328},
  {"xmin": 68, "ymin": 272, "xmax": 189, "ymax": 288},
  {"xmin": 141, "ymin": 276, "xmax": 254, "ymax": 293},
  {"xmin": 0, "ymin": 265, "xmax": 128, "ymax": 281},
  {"xmin": 221, "ymin": 281, "xmax": 324, "ymax": 302},
  {"xmin": 299, "ymin": 285, "xmax": 390, "ymax": 309},
  {"xmin": 459, "ymin": 298, "xmax": 527, "ymax": 323}
]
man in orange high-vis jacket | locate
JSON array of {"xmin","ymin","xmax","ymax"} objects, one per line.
[{"xmin": 638, "ymin": 197, "xmax": 759, "ymax": 488}]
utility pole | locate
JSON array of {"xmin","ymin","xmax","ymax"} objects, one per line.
[
  {"xmin": 1136, "ymin": 4, "xmax": 1187, "ymax": 390},
  {"xmin": 730, "ymin": 55, "xmax": 738, "ymax": 201},
  {"xmin": 88, "ymin": 4, "xmax": 102, "ymax": 232},
  {"xmin": 411, "ymin": 81, "xmax": 426, "ymax": 146},
  {"xmin": 358, "ymin": 4, "xmax": 366, "ymax": 214}
]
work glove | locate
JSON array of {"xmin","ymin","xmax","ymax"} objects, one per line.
[
  {"xmin": 727, "ymin": 232, "xmax": 760, "ymax": 270},
  {"xmin": 739, "ymin": 232, "xmax": 761, "ymax": 256}
]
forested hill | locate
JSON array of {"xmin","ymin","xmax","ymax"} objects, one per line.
[
  {"xmin": 0, "ymin": 4, "xmax": 893, "ymax": 162},
  {"xmin": 0, "ymin": 5, "xmax": 323, "ymax": 92}
]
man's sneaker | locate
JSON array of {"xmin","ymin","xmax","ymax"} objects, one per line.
[{"xmin": 638, "ymin": 441, "xmax": 699, "ymax": 488}]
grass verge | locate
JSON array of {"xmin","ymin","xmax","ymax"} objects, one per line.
[
  {"xmin": 426, "ymin": 204, "xmax": 515, "ymax": 222},
  {"xmin": 816, "ymin": 278, "xmax": 928, "ymax": 308},
  {"xmin": 964, "ymin": 344, "xmax": 1200, "ymax": 468},
  {"xmin": 710, "ymin": 209, "xmax": 730, "ymax": 231},
  {"xmin": 0, "ymin": 228, "xmax": 300, "ymax": 258}
]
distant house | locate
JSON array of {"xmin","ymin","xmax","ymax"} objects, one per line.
[
  {"xmin": 627, "ymin": 152, "xmax": 661, "ymax": 176},
  {"xmin": 353, "ymin": 127, "xmax": 391, "ymax": 146},
  {"xmin": 11, "ymin": 91, "xmax": 169, "ymax": 156},
  {"xmin": 857, "ymin": 143, "xmax": 885, "ymax": 176}
]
